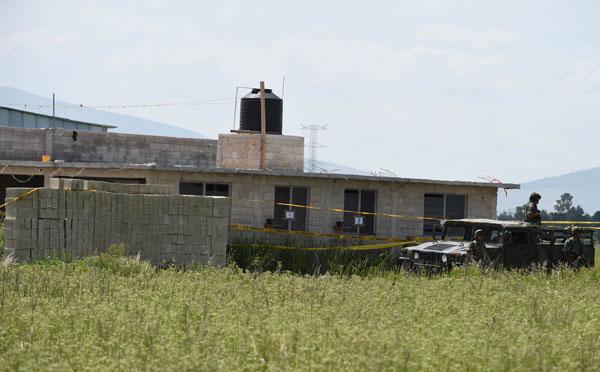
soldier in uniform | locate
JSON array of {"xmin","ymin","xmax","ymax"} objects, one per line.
[
  {"xmin": 563, "ymin": 226, "xmax": 585, "ymax": 268},
  {"xmin": 524, "ymin": 192, "xmax": 542, "ymax": 225},
  {"xmin": 468, "ymin": 229, "xmax": 488, "ymax": 265}
]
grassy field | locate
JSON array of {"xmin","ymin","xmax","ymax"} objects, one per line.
[
  {"xmin": 0, "ymin": 224, "xmax": 4, "ymax": 256},
  {"xmin": 0, "ymin": 249, "xmax": 599, "ymax": 371}
]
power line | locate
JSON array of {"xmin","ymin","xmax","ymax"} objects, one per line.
[
  {"xmin": 0, "ymin": 97, "xmax": 235, "ymax": 111},
  {"xmin": 320, "ymin": 139, "xmax": 518, "ymax": 175}
]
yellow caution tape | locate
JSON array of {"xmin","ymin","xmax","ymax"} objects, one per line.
[
  {"xmin": 229, "ymin": 241, "xmax": 417, "ymax": 252},
  {"xmin": 229, "ymin": 223, "xmax": 430, "ymax": 243},
  {"xmin": 234, "ymin": 196, "xmax": 443, "ymax": 222},
  {"xmin": 2, "ymin": 187, "xmax": 598, "ymax": 236},
  {"xmin": 0, "ymin": 188, "xmax": 40, "ymax": 210}
]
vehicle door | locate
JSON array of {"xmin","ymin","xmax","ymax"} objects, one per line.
[
  {"xmin": 502, "ymin": 229, "xmax": 533, "ymax": 268},
  {"xmin": 581, "ymin": 231, "xmax": 595, "ymax": 267},
  {"xmin": 473, "ymin": 224, "xmax": 504, "ymax": 264}
]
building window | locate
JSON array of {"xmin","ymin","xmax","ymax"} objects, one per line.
[
  {"xmin": 423, "ymin": 193, "xmax": 467, "ymax": 236},
  {"xmin": 273, "ymin": 186, "xmax": 309, "ymax": 231},
  {"xmin": 205, "ymin": 183, "xmax": 230, "ymax": 197},
  {"xmin": 179, "ymin": 182, "xmax": 230, "ymax": 197},
  {"xmin": 343, "ymin": 189, "xmax": 376, "ymax": 235}
]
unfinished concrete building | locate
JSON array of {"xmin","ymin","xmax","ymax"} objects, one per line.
[{"xmin": 0, "ymin": 94, "xmax": 518, "ymax": 240}]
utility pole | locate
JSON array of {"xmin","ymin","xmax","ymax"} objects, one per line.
[
  {"xmin": 301, "ymin": 124, "xmax": 327, "ymax": 172},
  {"xmin": 52, "ymin": 93, "xmax": 55, "ymax": 117}
]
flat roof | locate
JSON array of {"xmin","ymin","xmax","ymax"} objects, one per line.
[
  {"xmin": 0, "ymin": 160, "xmax": 520, "ymax": 189},
  {"xmin": 0, "ymin": 105, "xmax": 117, "ymax": 129}
]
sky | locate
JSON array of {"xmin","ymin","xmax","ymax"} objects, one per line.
[{"xmin": 1, "ymin": 0, "xmax": 599, "ymax": 184}]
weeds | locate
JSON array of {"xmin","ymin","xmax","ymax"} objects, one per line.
[
  {"xmin": 0, "ymin": 242, "xmax": 599, "ymax": 370},
  {"xmin": 0, "ymin": 252, "xmax": 599, "ymax": 370},
  {"xmin": 0, "ymin": 224, "xmax": 4, "ymax": 257},
  {"xmin": 228, "ymin": 242, "xmax": 398, "ymax": 276}
]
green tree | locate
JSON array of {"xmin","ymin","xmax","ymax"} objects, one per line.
[
  {"xmin": 514, "ymin": 204, "xmax": 528, "ymax": 220},
  {"xmin": 554, "ymin": 193, "xmax": 574, "ymax": 215}
]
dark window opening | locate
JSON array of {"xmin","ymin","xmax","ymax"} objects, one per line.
[
  {"xmin": 55, "ymin": 176, "xmax": 145, "ymax": 184},
  {"xmin": 179, "ymin": 182, "xmax": 203, "ymax": 196},
  {"xmin": 343, "ymin": 189, "xmax": 376, "ymax": 235},
  {"xmin": 423, "ymin": 193, "xmax": 467, "ymax": 236},
  {"xmin": 179, "ymin": 182, "xmax": 230, "ymax": 197},
  {"xmin": 205, "ymin": 183, "xmax": 229, "ymax": 197},
  {"xmin": 273, "ymin": 186, "xmax": 309, "ymax": 231}
]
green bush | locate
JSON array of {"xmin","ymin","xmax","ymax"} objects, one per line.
[
  {"xmin": 228, "ymin": 242, "xmax": 399, "ymax": 275},
  {"xmin": 83, "ymin": 244, "xmax": 155, "ymax": 277}
]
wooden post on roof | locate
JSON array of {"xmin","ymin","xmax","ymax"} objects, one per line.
[{"xmin": 259, "ymin": 81, "xmax": 267, "ymax": 169}]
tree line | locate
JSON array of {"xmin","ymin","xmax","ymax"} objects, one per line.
[{"xmin": 498, "ymin": 193, "xmax": 600, "ymax": 222}]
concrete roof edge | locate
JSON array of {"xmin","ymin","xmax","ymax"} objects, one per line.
[{"xmin": 0, "ymin": 160, "xmax": 521, "ymax": 189}]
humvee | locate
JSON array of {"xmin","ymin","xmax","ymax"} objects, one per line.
[{"xmin": 398, "ymin": 219, "xmax": 595, "ymax": 270}]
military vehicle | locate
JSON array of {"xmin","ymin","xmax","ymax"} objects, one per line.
[{"xmin": 397, "ymin": 219, "xmax": 595, "ymax": 271}]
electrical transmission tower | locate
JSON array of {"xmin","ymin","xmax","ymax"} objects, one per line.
[{"xmin": 301, "ymin": 124, "xmax": 327, "ymax": 172}]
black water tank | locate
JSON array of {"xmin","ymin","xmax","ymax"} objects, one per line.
[{"xmin": 239, "ymin": 88, "xmax": 283, "ymax": 134}]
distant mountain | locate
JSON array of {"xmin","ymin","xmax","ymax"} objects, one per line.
[
  {"xmin": 0, "ymin": 87, "xmax": 205, "ymax": 138},
  {"xmin": 498, "ymin": 167, "xmax": 600, "ymax": 215}
]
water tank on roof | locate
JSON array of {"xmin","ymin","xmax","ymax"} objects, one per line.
[{"xmin": 239, "ymin": 88, "xmax": 283, "ymax": 134}]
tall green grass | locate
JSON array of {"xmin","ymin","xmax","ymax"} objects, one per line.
[
  {"xmin": 228, "ymin": 242, "xmax": 401, "ymax": 275},
  {"xmin": 0, "ymin": 224, "xmax": 4, "ymax": 257},
  {"xmin": 1, "ymin": 254, "xmax": 600, "ymax": 370}
]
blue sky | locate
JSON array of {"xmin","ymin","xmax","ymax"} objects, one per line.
[{"xmin": 1, "ymin": 0, "xmax": 599, "ymax": 183}]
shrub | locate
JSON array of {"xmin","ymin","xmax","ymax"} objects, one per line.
[
  {"xmin": 84, "ymin": 245, "xmax": 155, "ymax": 277},
  {"xmin": 228, "ymin": 242, "xmax": 398, "ymax": 275}
]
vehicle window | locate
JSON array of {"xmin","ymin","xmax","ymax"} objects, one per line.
[
  {"xmin": 487, "ymin": 230, "xmax": 504, "ymax": 245},
  {"xmin": 443, "ymin": 225, "xmax": 469, "ymax": 241},
  {"xmin": 473, "ymin": 225, "xmax": 504, "ymax": 246}
]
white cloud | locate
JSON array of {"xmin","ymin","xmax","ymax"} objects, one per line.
[{"xmin": 417, "ymin": 26, "xmax": 518, "ymax": 48}]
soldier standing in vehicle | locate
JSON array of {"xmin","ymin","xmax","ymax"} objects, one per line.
[
  {"xmin": 524, "ymin": 192, "xmax": 542, "ymax": 225},
  {"xmin": 563, "ymin": 226, "xmax": 585, "ymax": 268},
  {"xmin": 469, "ymin": 229, "xmax": 488, "ymax": 264}
]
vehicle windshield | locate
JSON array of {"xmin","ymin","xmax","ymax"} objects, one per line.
[
  {"xmin": 443, "ymin": 223, "xmax": 505, "ymax": 246},
  {"xmin": 443, "ymin": 225, "xmax": 470, "ymax": 241}
]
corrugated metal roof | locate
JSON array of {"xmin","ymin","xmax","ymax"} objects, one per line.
[{"xmin": 0, "ymin": 106, "xmax": 117, "ymax": 131}]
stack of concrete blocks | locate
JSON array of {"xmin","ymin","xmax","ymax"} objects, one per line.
[
  {"xmin": 3, "ymin": 178, "xmax": 230, "ymax": 267},
  {"xmin": 216, "ymin": 133, "xmax": 304, "ymax": 172}
]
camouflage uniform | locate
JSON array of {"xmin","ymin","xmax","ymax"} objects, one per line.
[
  {"xmin": 563, "ymin": 237, "xmax": 584, "ymax": 267},
  {"xmin": 523, "ymin": 202, "xmax": 541, "ymax": 225},
  {"xmin": 469, "ymin": 240, "xmax": 488, "ymax": 264}
]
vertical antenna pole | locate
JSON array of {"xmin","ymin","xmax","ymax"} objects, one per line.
[
  {"xmin": 281, "ymin": 75, "xmax": 286, "ymax": 99},
  {"xmin": 259, "ymin": 81, "xmax": 267, "ymax": 169},
  {"xmin": 232, "ymin": 87, "xmax": 239, "ymax": 130}
]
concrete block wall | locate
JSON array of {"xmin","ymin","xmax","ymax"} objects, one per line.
[
  {"xmin": 217, "ymin": 133, "xmax": 304, "ymax": 172},
  {"xmin": 151, "ymin": 170, "xmax": 499, "ymax": 239},
  {"xmin": 0, "ymin": 127, "xmax": 46, "ymax": 161},
  {"xmin": 3, "ymin": 179, "xmax": 230, "ymax": 267},
  {"xmin": 0, "ymin": 127, "xmax": 217, "ymax": 167}
]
